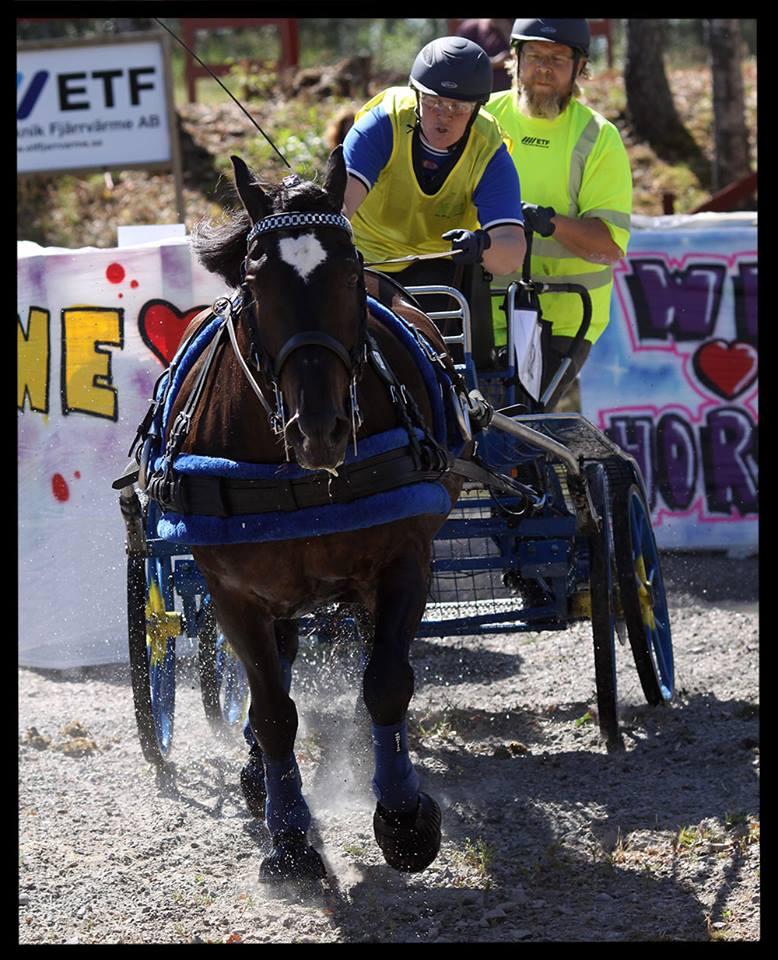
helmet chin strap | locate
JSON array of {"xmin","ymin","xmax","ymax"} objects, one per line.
[{"xmin": 569, "ymin": 51, "xmax": 582, "ymax": 98}]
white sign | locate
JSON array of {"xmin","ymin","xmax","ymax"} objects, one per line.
[
  {"xmin": 118, "ymin": 223, "xmax": 186, "ymax": 247},
  {"xmin": 509, "ymin": 308, "xmax": 543, "ymax": 402},
  {"xmin": 17, "ymin": 37, "xmax": 172, "ymax": 174},
  {"xmin": 18, "ymin": 237, "xmax": 226, "ymax": 669}
]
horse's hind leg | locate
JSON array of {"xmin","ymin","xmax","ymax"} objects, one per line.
[
  {"xmin": 365, "ymin": 551, "xmax": 442, "ymax": 873},
  {"xmin": 240, "ymin": 619, "xmax": 299, "ymax": 818},
  {"xmin": 208, "ymin": 593, "xmax": 324, "ymax": 883}
]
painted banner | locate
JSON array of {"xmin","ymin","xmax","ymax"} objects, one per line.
[
  {"xmin": 18, "ymin": 237, "xmax": 226, "ymax": 668},
  {"xmin": 18, "ymin": 215, "xmax": 757, "ymax": 667},
  {"xmin": 579, "ymin": 214, "xmax": 758, "ymax": 551}
]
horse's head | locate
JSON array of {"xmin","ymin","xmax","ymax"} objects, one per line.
[{"xmin": 231, "ymin": 149, "xmax": 366, "ymax": 473}]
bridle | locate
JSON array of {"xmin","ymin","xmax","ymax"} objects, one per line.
[{"xmin": 218, "ymin": 208, "xmax": 369, "ymax": 461}]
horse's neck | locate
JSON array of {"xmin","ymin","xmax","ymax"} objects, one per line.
[{"xmin": 185, "ymin": 322, "xmax": 284, "ymax": 464}]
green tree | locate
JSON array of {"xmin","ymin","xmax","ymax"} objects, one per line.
[
  {"xmin": 708, "ymin": 19, "xmax": 752, "ymax": 191},
  {"xmin": 624, "ymin": 19, "xmax": 712, "ymax": 188}
]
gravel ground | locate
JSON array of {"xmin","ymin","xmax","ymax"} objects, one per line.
[{"xmin": 19, "ymin": 551, "xmax": 759, "ymax": 944}]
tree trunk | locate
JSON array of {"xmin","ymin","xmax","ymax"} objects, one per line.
[
  {"xmin": 624, "ymin": 19, "xmax": 711, "ymax": 188},
  {"xmin": 709, "ymin": 19, "xmax": 752, "ymax": 191}
]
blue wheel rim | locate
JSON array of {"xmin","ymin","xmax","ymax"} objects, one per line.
[
  {"xmin": 214, "ymin": 632, "xmax": 250, "ymax": 726},
  {"xmin": 145, "ymin": 558, "xmax": 177, "ymax": 756},
  {"xmin": 627, "ymin": 489, "xmax": 673, "ymax": 699}
]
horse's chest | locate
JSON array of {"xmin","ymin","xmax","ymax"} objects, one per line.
[{"xmin": 195, "ymin": 519, "xmax": 435, "ymax": 616}]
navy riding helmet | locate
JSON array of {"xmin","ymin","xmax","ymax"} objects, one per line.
[
  {"xmin": 510, "ymin": 18, "xmax": 591, "ymax": 57},
  {"xmin": 409, "ymin": 36, "xmax": 493, "ymax": 104}
]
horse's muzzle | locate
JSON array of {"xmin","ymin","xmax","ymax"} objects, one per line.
[{"xmin": 285, "ymin": 412, "xmax": 351, "ymax": 472}]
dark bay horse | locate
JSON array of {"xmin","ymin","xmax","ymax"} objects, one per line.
[{"xmin": 165, "ymin": 148, "xmax": 467, "ymax": 882}]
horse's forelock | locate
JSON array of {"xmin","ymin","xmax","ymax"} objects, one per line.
[
  {"xmin": 192, "ymin": 174, "xmax": 341, "ymax": 286},
  {"xmin": 279, "ymin": 179, "xmax": 339, "ymax": 215}
]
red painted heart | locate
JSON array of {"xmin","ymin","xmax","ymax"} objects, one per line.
[
  {"xmin": 692, "ymin": 339, "xmax": 758, "ymax": 400},
  {"xmin": 138, "ymin": 299, "xmax": 209, "ymax": 366}
]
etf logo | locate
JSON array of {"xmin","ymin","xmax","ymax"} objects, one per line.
[
  {"xmin": 17, "ymin": 71, "xmax": 49, "ymax": 120},
  {"xmin": 17, "ymin": 65, "xmax": 158, "ymax": 119}
]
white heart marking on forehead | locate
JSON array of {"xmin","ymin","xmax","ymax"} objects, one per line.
[{"xmin": 278, "ymin": 233, "xmax": 327, "ymax": 282}]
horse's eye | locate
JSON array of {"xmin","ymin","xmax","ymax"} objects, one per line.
[{"xmin": 346, "ymin": 272, "xmax": 359, "ymax": 288}]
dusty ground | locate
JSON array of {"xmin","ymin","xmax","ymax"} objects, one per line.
[{"xmin": 19, "ymin": 550, "xmax": 759, "ymax": 943}]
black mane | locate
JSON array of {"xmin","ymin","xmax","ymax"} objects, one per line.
[{"xmin": 191, "ymin": 171, "xmax": 338, "ymax": 289}]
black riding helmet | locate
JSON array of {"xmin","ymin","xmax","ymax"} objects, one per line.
[
  {"xmin": 409, "ymin": 36, "xmax": 493, "ymax": 104},
  {"xmin": 511, "ymin": 19, "xmax": 589, "ymax": 99},
  {"xmin": 510, "ymin": 18, "xmax": 591, "ymax": 57}
]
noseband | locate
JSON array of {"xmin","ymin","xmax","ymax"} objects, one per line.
[{"xmin": 226, "ymin": 209, "xmax": 368, "ymax": 459}]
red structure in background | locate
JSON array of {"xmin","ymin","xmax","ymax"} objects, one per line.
[
  {"xmin": 447, "ymin": 18, "xmax": 613, "ymax": 68},
  {"xmin": 180, "ymin": 19, "xmax": 299, "ymax": 103},
  {"xmin": 664, "ymin": 170, "xmax": 758, "ymax": 215}
]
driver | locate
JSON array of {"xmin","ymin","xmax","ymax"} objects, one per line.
[
  {"xmin": 341, "ymin": 36, "xmax": 526, "ymax": 297},
  {"xmin": 484, "ymin": 18, "xmax": 633, "ymax": 405}
]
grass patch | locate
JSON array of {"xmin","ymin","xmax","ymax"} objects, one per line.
[
  {"xmin": 416, "ymin": 715, "xmax": 456, "ymax": 741},
  {"xmin": 452, "ymin": 836, "xmax": 496, "ymax": 883}
]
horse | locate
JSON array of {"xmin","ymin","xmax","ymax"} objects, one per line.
[{"xmin": 153, "ymin": 147, "xmax": 469, "ymax": 883}]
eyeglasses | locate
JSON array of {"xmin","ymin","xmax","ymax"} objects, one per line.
[
  {"xmin": 522, "ymin": 50, "xmax": 575, "ymax": 70},
  {"xmin": 419, "ymin": 94, "xmax": 477, "ymax": 117}
]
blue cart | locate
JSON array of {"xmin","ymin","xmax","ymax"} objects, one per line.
[{"xmin": 119, "ymin": 272, "xmax": 673, "ymax": 766}]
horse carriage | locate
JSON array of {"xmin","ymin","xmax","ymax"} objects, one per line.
[{"xmin": 115, "ymin": 149, "xmax": 673, "ymax": 882}]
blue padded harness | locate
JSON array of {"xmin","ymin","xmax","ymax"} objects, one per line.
[{"xmin": 147, "ymin": 295, "xmax": 467, "ymax": 546}]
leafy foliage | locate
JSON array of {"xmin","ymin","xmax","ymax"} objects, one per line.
[{"xmin": 16, "ymin": 17, "xmax": 756, "ymax": 248}]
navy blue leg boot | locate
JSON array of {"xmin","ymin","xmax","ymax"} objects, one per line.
[
  {"xmin": 371, "ymin": 720, "xmax": 441, "ymax": 873},
  {"xmin": 240, "ymin": 657, "xmax": 293, "ymax": 819},
  {"xmin": 259, "ymin": 753, "xmax": 325, "ymax": 884}
]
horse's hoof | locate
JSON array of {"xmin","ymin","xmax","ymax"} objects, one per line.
[
  {"xmin": 259, "ymin": 829, "xmax": 326, "ymax": 884},
  {"xmin": 240, "ymin": 749, "xmax": 266, "ymax": 819},
  {"xmin": 373, "ymin": 791, "xmax": 442, "ymax": 873}
]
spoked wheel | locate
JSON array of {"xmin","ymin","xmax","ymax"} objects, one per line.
[
  {"xmin": 608, "ymin": 467, "xmax": 674, "ymax": 705},
  {"xmin": 127, "ymin": 539, "xmax": 181, "ymax": 768},
  {"xmin": 199, "ymin": 604, "xmax": 251, "ymax": 732},
  {"xmin": 585, "ymin": 462, "xmax": 622, "ymax": 750}
]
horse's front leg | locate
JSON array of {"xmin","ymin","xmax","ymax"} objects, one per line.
[
  {"xmin": 365, "ymin": 550, "xmax": 442, "ymax": 873},
  {"xmin": 208, "ymin": 590, "xmax": 324, "ymax": 883},
  {"xmin": 240, "ymin": 618, "xmax": 299, "ymax": 817}
]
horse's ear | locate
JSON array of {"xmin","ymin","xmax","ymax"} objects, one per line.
[
  {"xmin": 322, "ymin": 145, "xmax": 347, "ymax": 210},
  {"xmin": 231, "ymin": 155, "xmax": 270, "ymax": 224}
]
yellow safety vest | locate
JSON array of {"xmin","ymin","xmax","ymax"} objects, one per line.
[
  {"xmin": 485, "ymin": 92, "xmax": 632, "ymax": 344},
  {"xmin": 351, "ymin": 87, "xmax": 507, "ymax": 272}
]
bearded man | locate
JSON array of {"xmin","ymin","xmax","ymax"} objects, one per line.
[{"xmin": 485, "ymin": 18, "xmax": 632, "ymax": 407}]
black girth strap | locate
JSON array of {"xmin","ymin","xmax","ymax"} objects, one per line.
[{"xmin": 154, "ymin": 443, "xmax": 450, "ymax": 517}]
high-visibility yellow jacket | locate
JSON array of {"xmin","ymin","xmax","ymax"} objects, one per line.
[
  {"xmin": 485, "ymin": 91, "xmax": 632, "ymax": 344},
  {"xmin": 351, "ymin": 87, "xmax": 509, "ymax": 271}
]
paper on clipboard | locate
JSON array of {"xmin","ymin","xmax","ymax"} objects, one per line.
[{"xmin": 510, "ymin": 308, "xmax": 544, "ymax": 401}]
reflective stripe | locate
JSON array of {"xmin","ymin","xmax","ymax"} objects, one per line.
[
  {"xmin": 532, "ymin": 237, "xmax": 579, "ymax": 259},
  {"xmin": 532, "ymin": 266, "xmax": 613, "ymax": 290},
  {"xmin": 583, "ymin": 208, "xmax": 632, "ymax": 231},
  {"xmin": 567, "ymin": 115, "xmax": 601, "ymax": 217}
]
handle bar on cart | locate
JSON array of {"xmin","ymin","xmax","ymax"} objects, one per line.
[
  {"xmin": 464, "ymin": 389, "xmax": 582, "ymax": 477},
  {"xmin": 533, "ymin": 279, "xmax": 592, "ymax": 410},
  {"xmin": 494, "ymin": 218, "xmax": 594, "ymax": 412}
]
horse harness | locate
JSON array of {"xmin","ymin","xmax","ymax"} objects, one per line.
[{"xmin": 120, "ymin": 209, "xmax": 536, "ymax": 517}]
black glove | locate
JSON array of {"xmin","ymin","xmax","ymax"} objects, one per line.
[
  {"xmin": 521, "ymin": 202, "xmax": 556, "ymax": 237},
  {"xmin": 441, "ymin": 228, "xmax": 492, "ymax": 265}
]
